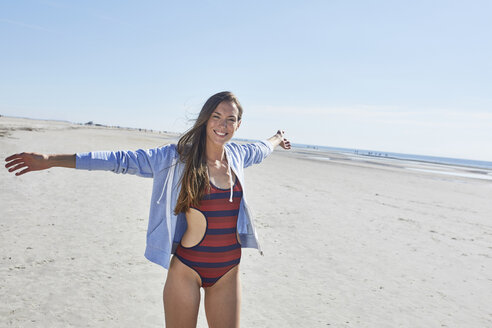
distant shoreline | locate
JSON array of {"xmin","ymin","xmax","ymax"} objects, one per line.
[
  {"xmin": 289, "ymin": 144, "xmax": 492, "ymax": 170},
  {"xmin": 0, "ymin": 114, "xmax": 181, "ymax": 137}
]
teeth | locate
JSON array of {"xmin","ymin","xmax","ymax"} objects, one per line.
[{"xmin": 215, "ymin": 131, "xmax": 226, "ymax": 136}]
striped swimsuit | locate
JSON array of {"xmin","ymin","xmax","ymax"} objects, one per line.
[{"xmin": 175, "ymin": 178, "xmax": 243, "ymax": 288}]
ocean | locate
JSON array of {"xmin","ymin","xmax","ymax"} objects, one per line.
[{"xmin": 291, "ymin": 143, "xmax": 492, "ymax": 170}]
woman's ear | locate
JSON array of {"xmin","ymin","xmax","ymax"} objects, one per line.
[{"xmin": 236, "ymin": 119, "xmax": 241, "ymax": 130}]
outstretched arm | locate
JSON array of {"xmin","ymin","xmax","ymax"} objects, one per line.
[
  {"xmin": 233, "ymin": 130, "xmax": 291, "ymax": 168},
  {"xmin": 6, "ymin": 146, "xmax": 173, "ymax": 178},
  {"xmin": 5, "ymin": 153, "xmax": 75, "ymax": 176},
  {"xmin": 267, "ymin": 130, "xmax": 291, "ymax": 150}
]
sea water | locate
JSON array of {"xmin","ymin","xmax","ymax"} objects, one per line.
[{"xmin": 291, "ymin": 143, "xmax": 492, "ymax": 170}]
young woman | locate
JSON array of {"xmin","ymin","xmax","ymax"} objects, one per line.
[{"xmin": 4, "ymin": 91, "xmax": 291, "ymax": 328}]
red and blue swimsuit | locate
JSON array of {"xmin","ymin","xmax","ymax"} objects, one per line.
[{"xmin": 175, "ymin": 179, "xmax": 243, "ymax": 288}]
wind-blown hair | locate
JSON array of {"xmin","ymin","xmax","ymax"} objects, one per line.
[{"xmin": 174, "ymin": 91, "xmax": 243, "ymax": 214}]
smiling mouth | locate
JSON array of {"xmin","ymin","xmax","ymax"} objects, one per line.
[{"xmin": 214, "ymin": 130, "xmax": 228, "ymax": 137}]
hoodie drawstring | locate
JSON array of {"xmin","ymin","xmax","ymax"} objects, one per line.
[
  {"xmin": 227, "ymin": 159, "xmax": 233, "ymax": 202},
  {"xmin": 224, "ymin": 149, "xmax": 233, "ymax": 202}
]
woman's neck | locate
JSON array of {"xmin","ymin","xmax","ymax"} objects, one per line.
[{"xmin": 205, "ymin": 142, "xmax": 226, "ymax": 165}]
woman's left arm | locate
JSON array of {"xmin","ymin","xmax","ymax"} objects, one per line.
[
  {"xmin": 267, "ymin": 130, "xmax": 291, "ymax": 150},
  {"xmin": 233, "ymin": 130, "xmax": 291, "ymax": 168}
]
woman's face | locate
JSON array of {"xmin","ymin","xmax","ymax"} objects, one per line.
[{"xmin": 205, "ymin": 101, "xmax": 241, "ymax": 147}]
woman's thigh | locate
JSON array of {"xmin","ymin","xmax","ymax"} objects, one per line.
[
  {"xmin": 163, "ymin": 256, "xmax": 202, "ymax": 328},
  {"xmin": 204, "ymin": 265, "xmax": 241, "ymax": 328}
]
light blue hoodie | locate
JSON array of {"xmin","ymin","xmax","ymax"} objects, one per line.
[{"xmin": 75, "ymin": 140, "xmax": 273, "ymax": 269}]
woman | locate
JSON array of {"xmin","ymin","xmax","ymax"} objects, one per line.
[{"xmin": 4, "ymin": 91, "xmax": 291, "ymax": 327}]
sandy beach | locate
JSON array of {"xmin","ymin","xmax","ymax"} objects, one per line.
[{"xmin": 1, "ymin": 116, "xmax": 491, "ymax": 327}]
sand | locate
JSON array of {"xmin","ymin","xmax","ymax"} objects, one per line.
[{"xmin": 1, "ymin": 116, "xmax": 491, "ymax": 327}]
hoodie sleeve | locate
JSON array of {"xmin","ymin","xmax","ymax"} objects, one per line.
[
  {"xmin": 75, "ymin": 144, "xmax": 175, "ymax": 178},
  {"xmin": 231, "ymin": 140, "xmax": 274, "ymax": 168}
]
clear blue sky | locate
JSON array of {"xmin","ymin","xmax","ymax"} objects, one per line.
[{"xmin": 1, "ymin": 1, "xmax": 491, "ymax": 161}]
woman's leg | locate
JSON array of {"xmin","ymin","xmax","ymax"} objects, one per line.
[
  {"xmin": 204, "ymin": 265, "xmax": 241, "ymax": 328},
  {"xmin": 163, "ymin": 256, "xmax": 202, "ymax": 328}
]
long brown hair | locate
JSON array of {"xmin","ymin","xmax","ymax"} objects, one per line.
[{"xmin": 174, "ymin": 91, "xmax": 243, "ymax": 214}]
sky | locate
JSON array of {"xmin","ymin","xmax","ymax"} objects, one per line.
[{"xmin": 1, "ymin": 0, "xmax": 491, "ymax": 161}]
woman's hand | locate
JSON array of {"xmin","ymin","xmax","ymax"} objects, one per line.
[
  {"xmin": 5, "ymin": 153, "xmax": 76, "ymax": 176},
  {"xmin": 5, "ymin": 152, "xmax": 52, "ymax": 176},
  {"xmin": 267, "ymin": 130, "xmax": 291, "ymax": 150},
  {"xmin": 276, "ymin": 130, "xmax": 291, "ymax": 150}
]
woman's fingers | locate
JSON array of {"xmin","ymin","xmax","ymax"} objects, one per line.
[
  {"xmin": 16, "ymin": 167, "xmax": 31, "ymax": 176},
  {"xmin": 4, "ymin": 152, "xmax": 49, "ymax": 175},
  {"xmin": 5, "ymin": 158, "xmax": 24, "ymax": 169},
  {"xmin": 8, "ymin": 163, "xmax": 28, "ymax": 173},
  {"xmin": 5, "ymin": 153, "xmax": 35, "ymax": 175},
  {"xmin": 5, "ymin": 153, "xmax": 20, "ymax": 162},
  {"xmin": 275, "ymin": 128, "xmax": 290, "ymax": 150},
  {"xmin": 281, "ymin": 137, "xmax": 291, "ymax": 149},
  {"xmin": 5, "ymin": 153, "xmax": 26, "ymax": 162}
]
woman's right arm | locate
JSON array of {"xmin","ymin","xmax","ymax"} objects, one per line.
[
  {"xmin": 5, "ymin": 153, "xmax": 75, "ymax": 176},
  {"xmin": 6, "ymin": 145, "xmax": 174, "ymax": 178}
]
